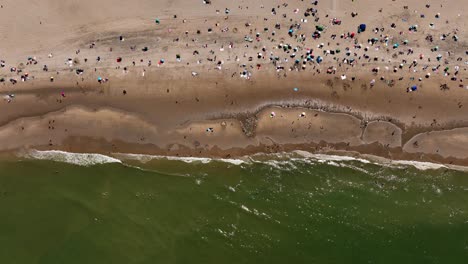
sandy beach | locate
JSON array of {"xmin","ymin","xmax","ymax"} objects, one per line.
[{"xmin": 0, "ymin": 0, "xmax": 467, "ymax": 165}]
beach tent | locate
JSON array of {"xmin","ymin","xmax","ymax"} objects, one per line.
[
  {"xmin": 411, "ymin": 85, "xmax": 417, "ymax": 91},
  {"xmin": 316, "ymin": 25, "xmax": 324, "ymax": 31},
  {"xmin": 358, "ymin": 24, "xmax": 366, "ymax": 33},
  {"xmin": 312, "ymin": 31, "xmax": 321, "ymax": 39}
]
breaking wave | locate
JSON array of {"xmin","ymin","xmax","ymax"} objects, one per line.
[
  {"xmin": 112, "ymin": 153, "xmax": 246, "ymax": 165},
  {"xmin": 19, "ymin": 150, "xmax": 122, "ymax": 166},
  {"xmin": 16, "ymin": 149, "xmax": 466, "ymax": 172}
]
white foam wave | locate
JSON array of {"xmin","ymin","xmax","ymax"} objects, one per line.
[
  {"xmin": 293, "ymin": 150, "xmax": 371, "ymax": 163},
  {"xmin": 113, "ymin": 153, "xmax": 246, "ymax": 165},
  {"xmin": 241, "ymin": 205, "xmax": 251, "ymax": 213},
  {"xmin": 292, "ymin": 150, "xmax": 455, "ymax": 171},
  {"xmin": 252, "ymin": 159, "xmax": 298, "ymax": 170},
  {"xmin": 390, "ymin": 160, "xmax": 446, "ymax": 170},
  {"xmin": 17, "ymin": 149, "xmax": 461, "ymax": 171},
  {"xmin": 250, "ymin": 151, "xmax": 457, "ymax": 171},
  {"xmin": 21, "ymin": 150, "xmax": 121, "ymax": 166}
]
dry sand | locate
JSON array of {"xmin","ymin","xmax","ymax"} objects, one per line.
[{"xmin": 0, "ymin": 0, "xmax": 467, "ymax": 165}]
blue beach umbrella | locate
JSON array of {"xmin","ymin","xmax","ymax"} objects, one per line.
[{"xmin": 358, "ymin": 24, "xmax": 366, "ymax": 33}]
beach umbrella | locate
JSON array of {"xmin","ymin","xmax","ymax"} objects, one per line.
[
  {"xmin": 358, "ymin": 24, "xmax": 366, "ymax": 33},
  {"xmin": 411, "ymin": 85, "xmax": 417, "ymax": 91}
]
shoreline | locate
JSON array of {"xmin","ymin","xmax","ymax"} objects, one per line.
[{"xmin": 9, "ymin": 148, "xmax": 468, "ymax": 173}]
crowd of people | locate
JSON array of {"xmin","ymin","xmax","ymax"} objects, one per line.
[{"xmin": 1, "ymin": 1, "xmax": 466, "ymax": 104}]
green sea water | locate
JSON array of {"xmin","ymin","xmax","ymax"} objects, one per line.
[{"xmin": 0, "ymin": 157, "xmax": 468, "ymax": 264}]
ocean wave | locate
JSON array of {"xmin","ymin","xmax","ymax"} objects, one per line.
[
  {"xmin": 292, "ymin": 150, "xmax": 372, "ymax": 164},
  {"xmin": 20, "ymin": 150, "xmax": 122, "ymax": 166},
  {"xmin": 17, "ymin": 149, "xmax": 464, "ymax": 172},
  {"xmin": 112, "ymin": 153, "xmax": 246, "ymax": 165},
  {"xmin": 293, "ymin": 151, "xmax": 451, "ymax": 171},
  {"xmin": 250, "ymin": 151, "xmax": 460, "ymax": 172},
  {"xmin": 390, "ymin": 160, "xmax": 446, "ymax": 170},
  {"xmin": 116, "ymin": 151, "xmax": 460, "ymax": 172},
  {"xmin": 261, "ymin": 160, "xmax": 299, "ymax": 170}
]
